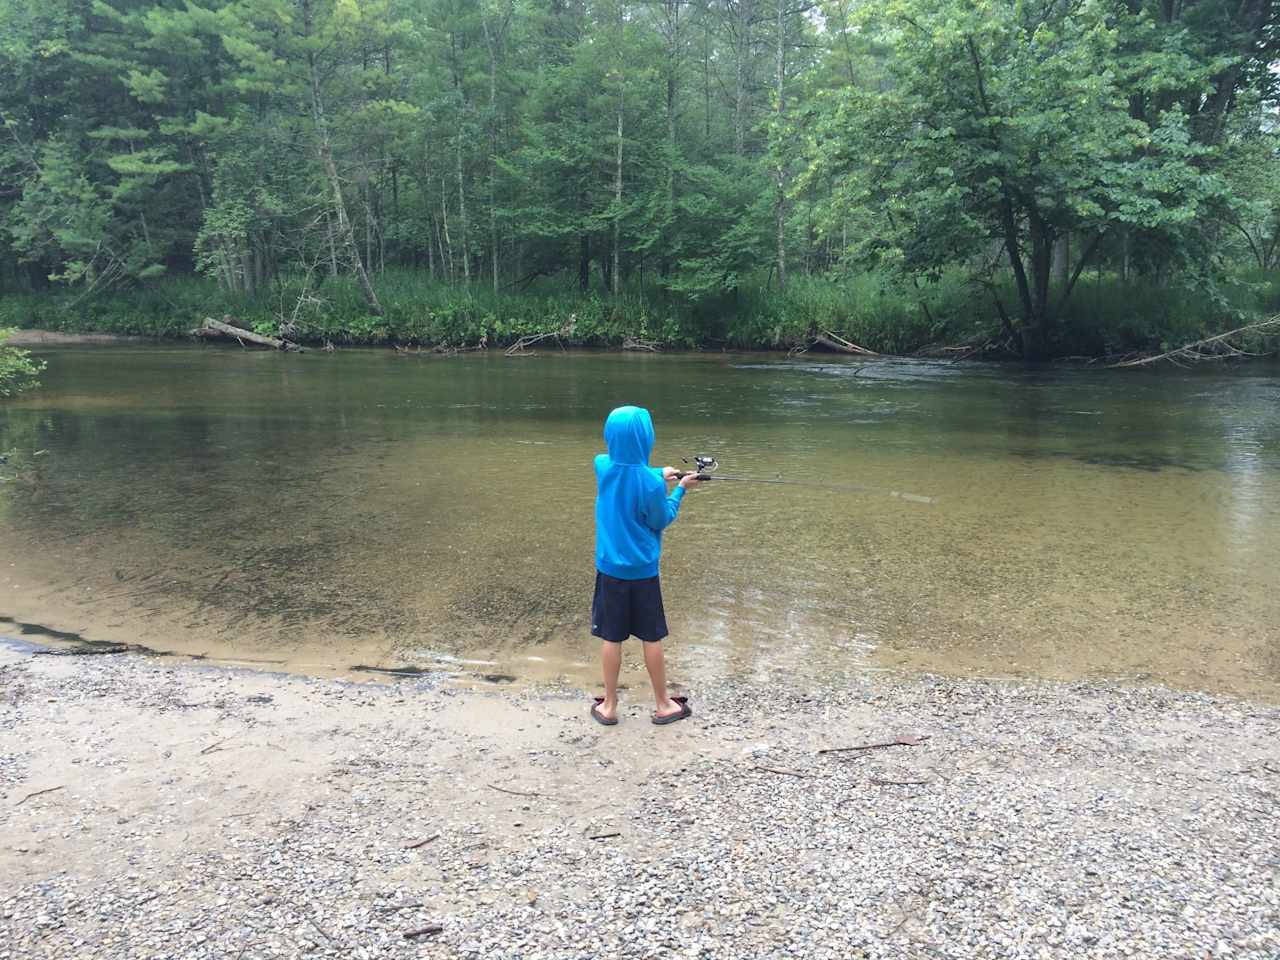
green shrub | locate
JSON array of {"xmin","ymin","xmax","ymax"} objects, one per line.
[{"xmin": 0, "ymin": 328, "xmax": 46, "ymax": 397}]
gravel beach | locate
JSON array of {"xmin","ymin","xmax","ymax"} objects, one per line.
[{"xmin": 1, "ymin": 640, "xmax": 1277, "ymax": 960}]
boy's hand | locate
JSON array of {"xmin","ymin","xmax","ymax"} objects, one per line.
[
  {"xmin": 662, "ymin": 466, "xmax": 678, "ymax": 482},
  {"xmin": 678, "ymin": 472, "xmax": 701, "ymax": 491}
]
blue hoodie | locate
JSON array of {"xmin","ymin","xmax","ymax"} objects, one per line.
[{"xmin": 594, "ymin": 406, "xmax": 685, "ymax": 580}]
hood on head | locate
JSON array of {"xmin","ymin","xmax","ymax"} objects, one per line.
[{"xmin": 603, "ymin": 405, "xmax": 654, "ymax": 465}]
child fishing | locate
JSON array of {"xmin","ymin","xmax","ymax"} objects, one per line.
[{"xmin": 590, "ymin": 405, "xmax": 699, "ymax": 726}]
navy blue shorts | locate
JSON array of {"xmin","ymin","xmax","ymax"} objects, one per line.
[{"xmin": 591, "ymin": 571, "xmax": 669, "ymax": 643}]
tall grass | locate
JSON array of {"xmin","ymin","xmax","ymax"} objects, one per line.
[{"xmin": 0, "ymin": 265, "xmax": 1274, "ymax": 357}]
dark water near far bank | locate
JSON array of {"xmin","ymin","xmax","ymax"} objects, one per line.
[{"xmin": 1, "ymin": 347, "xmax": 1277, "ymax": 698}]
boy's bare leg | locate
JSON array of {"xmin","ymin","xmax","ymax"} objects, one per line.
[
  {"xmin": 642, "ymin": 640, "xmax": 684, "ymax": 718},
  {"xmin": 598, "ymin": 641, "xmax": 622, "ymax": 721}
]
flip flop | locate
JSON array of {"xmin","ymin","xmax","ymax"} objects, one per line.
[
  {"xmin": 652, "ymin": 695, "xmax": 692, "ymax": 726},
  {"xmin": 591, "ymin": 697, "xmax": 618, "ymax": 726}
]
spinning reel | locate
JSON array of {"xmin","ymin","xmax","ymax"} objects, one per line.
[
  {"xmin": 672, "ymin": 454, "xmax": 719, "ymax": 481},
  {"xmin": 684, "ymin": 455, "xmax": 718, "ymax": 475}
]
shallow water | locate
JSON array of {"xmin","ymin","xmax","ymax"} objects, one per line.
[{"xmin": 1, "ymin": 347, "xmax": 1277, "ymax": 698}]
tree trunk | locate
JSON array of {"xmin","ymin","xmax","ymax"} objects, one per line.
[
  {"xmin": 427, "ymin": 215, "xmax": 436, "ymax": 278},
  {"xmin": 1053, "ymin": 232, "xmax": 1070, "ymax": 290},
  {"xmin": 702, "ymin": 5, "xmax": 711, "ymax": 144},
  {"xmin": 998, "ymin": 193, "xmax": 1040, "ymax": 357},
  {"xmin": 734, "ymin": 0, "xmax": 752, "ymax": 156},
  {"xmin": 440, "ymin": 177, "xmax": 454, "ymax": 281},
  {"xmin": 326, "ymin": 211, "xmax": 338, "ymax": 277},
  {"xmin": 1053, "ymin": 231, "xmax": 1106, "ymax": 320},
  {"xmin": 1029, "ymin": 210, "xmax": 1052, "ymax": 323},
  {"xmin": 662, "ymin": 0, "xmax": 680, "ymax": 278},
  {"xmin": 365, "ymin": 181, "xmax": 374, "ymax": 273},
  {"xmin": 456, "ymin": 131, "xmax": 470, "ymax": 283},
  {"xmin": 302, "ymin": 0, "xmax": 382, "ymax": 315},
  {"xmin": 614, "ymin": 76, "xmax": 623, "ymax": 297},
  {"xmin": 579, "ymin": 233, "xmax": 590, "ymax": 293},
  {"xmin": 773, "ymin": 0, "xmax": 787, "ymax": 290},
  {"xmin": 447, "ymin": 31, "xmax": 470, "ymax": 284},
  {"xmin": 482, "ymin": 14, "xmax": 501, "ymax": 295}
]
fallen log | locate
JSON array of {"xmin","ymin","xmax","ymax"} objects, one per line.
[
  {"xmin": 813, "ymin": 330, "xmax": 878, "ymax": 356},
  {"xmin": 192, "ymin": 316, "xmax": 304, "ymax": 352}
]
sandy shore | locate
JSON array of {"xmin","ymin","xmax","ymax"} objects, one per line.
[{"xmin": 1, "ymin": 639, "xmax": 1277, "ymax": 960}]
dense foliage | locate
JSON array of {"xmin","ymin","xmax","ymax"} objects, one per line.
[
  {"xmin": 0, "ymin": 0, "xmax": 1276, "ymax": 357},
  {"xmin": 0, "ymin": 329, "xmax": 45, "ymax": 396}
]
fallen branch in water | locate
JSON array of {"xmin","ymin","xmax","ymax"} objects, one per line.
[
  {"xmin": 814, "ymin": 330, "xmax": 878, "ymax": 356},
  {"xmin": 15, "ymin": 785, "xmax": 64, "ymax": 806},
  {"xmin": 818, "ymin": 734, "xmax": 931, "ymax": 755},
  {"xmin": 912, "ymin": 325, "xmax": 1014, "ymax": 362},
  {"xmin": 423, "ymin": 335, "xmax": 488, "ymax": 357},
  {"xmin": 505, "ymin": 315, "xmax": 576, "ymax": 356},
  {"xmin": 191, "ymin": 316, "xmax": 304, "ymax": 352},
  {"xmin": 504, "ymin": 331, "xmax": 559, "ymax": 356},
  {"xmin": 939, "ymin": 338, "xmax": 1004, "ymax": 362},
  {"xmin": 1108, "ymin": 315, "xmax": 1280, "ymax": 368},
  {"xmin": 622, "ymin": 336, "xmax": 660, "ymax": 352}
]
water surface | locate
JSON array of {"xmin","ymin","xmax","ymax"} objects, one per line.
[{"xmin": 1, "ymin": 347, "xmax": 1277, "ymax": 698}]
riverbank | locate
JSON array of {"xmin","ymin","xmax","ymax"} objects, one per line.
[
  {"xmin": 3, "ymin": 330, "xmax": 158, "ymax": 346},
  {"xmin": 4, "ymin": 267, "xmax": 1275, "ymax": 358},
  {"xmin": 2, "ymin": 643, "xmax": 1277, "ymax": 960}
]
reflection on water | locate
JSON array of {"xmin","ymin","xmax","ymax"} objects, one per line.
[{"xmin": 1, "ymin": 347, "xmax": 1277, "ymax": 698}]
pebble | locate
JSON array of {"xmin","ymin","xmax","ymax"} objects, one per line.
[{"xmin": 0, "ymin": 652, "xmax": 1277, "ymax": 959}]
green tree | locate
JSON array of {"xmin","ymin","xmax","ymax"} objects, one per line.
[
  {"xmin": 809, "ymin": 0, "xmax": 1236, "ymax": 357},
  {"xmin": 1219, "ymin": 124, "xmax": 1280, "ymax": 271}
]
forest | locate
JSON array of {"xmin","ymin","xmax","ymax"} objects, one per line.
[{"xmin": 1, "ymin": 0, "xmax": 1277, "ymax": 358}]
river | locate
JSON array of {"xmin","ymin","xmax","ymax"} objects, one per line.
[{"xmin": 1, "ymin": 346, "xmax": 1276, "ymax": 699}]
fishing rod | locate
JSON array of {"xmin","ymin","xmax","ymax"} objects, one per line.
[{"xmin": 674, "ymin": 455, "xmax": 937, "ymax": 505}]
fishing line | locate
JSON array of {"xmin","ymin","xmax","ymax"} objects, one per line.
[{"xmin": 676, "ymin": 456, "xmax": 936, "ymax": 504}]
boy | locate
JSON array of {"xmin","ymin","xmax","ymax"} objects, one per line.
[{"xmin": 590, "ymin": 405, "xmax": 699, "ymax": 726}]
